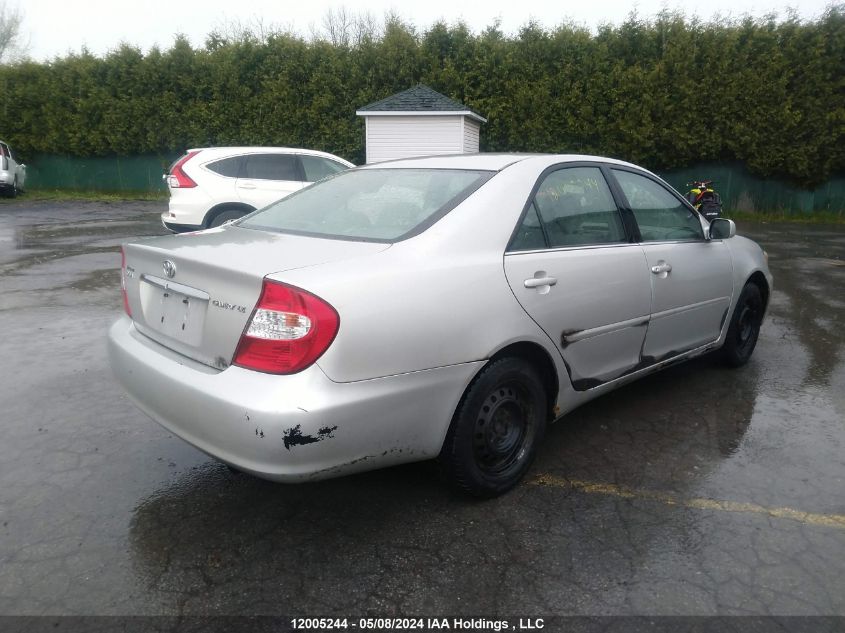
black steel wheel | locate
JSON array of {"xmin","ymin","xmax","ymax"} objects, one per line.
[
  {"xmin": 439, "ymin": 357, "xmax": 547, "ymax": 497},
  {"xmin": 722, "ymin": 282, "xmax": 764, "ymax": 367}
]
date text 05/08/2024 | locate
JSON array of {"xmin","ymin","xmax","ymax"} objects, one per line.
[{"xmin": 290, "ymin": 618, "xmax": 546, "ymax": 631}]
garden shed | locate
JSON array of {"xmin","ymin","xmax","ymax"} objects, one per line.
[{"xmin": 356, "ymin": 85, "xmax": 486, "ymax": 164}]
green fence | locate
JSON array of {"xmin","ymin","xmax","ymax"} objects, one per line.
[
  {"xmin": 21, "ymin": 154, "xmax": 845, "ymax": 215},
  {"xmin": 659, "ymin": 162, "xmax": 845, "ymax": 216},
  {"xmin": 24, "ymin": 155, "xmax": 173, "ymax": 193}
]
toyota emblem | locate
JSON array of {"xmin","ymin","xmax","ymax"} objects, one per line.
[{"xmin": 162, "ymin": 260, "xmax": 177, "ymax": 279}]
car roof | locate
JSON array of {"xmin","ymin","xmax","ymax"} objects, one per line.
[
  {"xmin": 186, "ymin": 146, "xmax": 354, "ymax": 165},
  {"xmin": 359, "ymin": 153, "xmax": 653, "ymax": 175}
]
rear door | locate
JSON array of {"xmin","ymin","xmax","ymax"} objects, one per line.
[
  {"xmin": 504, "ymin": 164, "xmax": 652, "ymax": 389},
  {"xmin": 610, "ymin": 168, "xmax": 733, "ymax": 361},
  {"xmin": 237, "ymin": 153, "xmax": 305, "ymax": 209},
  {"xmin": 201, "ymin": 154, "xmax": 241, "ymax": 200}
]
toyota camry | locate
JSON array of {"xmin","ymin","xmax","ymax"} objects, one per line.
[{"xmin": 108, "ymin": 154, "xmax": 772, "ymax": 497}]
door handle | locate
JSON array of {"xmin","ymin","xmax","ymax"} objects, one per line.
[
  {"xmin": 651, "ymin": 262, "xmax": 672, "ymax": 275},
  {"xmin": 524, "ymin": 276, "xmax": 557, "ymax": 288},
  {"xmin": 238, "ymin": 183, "xmax": 257, "ymax": 190}
]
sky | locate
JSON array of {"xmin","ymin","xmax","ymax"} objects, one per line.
[{"xmin": 18, "ymin": 0, "xmax": 835, "ymax": 61}]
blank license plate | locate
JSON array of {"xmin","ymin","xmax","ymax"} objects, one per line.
[{"xmin": 140, "ymin": 276, "xmax": 208, "ymax": 346}]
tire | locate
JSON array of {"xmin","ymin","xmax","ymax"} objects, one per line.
[
  {"xmin": 439, "ymin": 357, "xmax": 547, "ymax": 497},
  {"xmin": 9, "ymin": 179, "xmax": 17, "ymax": 198},
  {"xmin": 208, "ymin": 208, "xmax": 246, "ymax": 228},
  {"xmin": 722, "ymin": 282, "xmax": 764, "ymax": 367}
]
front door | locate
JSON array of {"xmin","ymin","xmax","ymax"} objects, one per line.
[{"xmin": 610, "ymin": 168, "xmax": 733, "ymax": 361}]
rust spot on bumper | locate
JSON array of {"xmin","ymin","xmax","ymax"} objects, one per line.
[{"xmin": 283, "ymin": 424, "xmax": 338, "ymax": 450}]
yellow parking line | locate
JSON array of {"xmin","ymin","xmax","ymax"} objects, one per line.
[{"xmin": 531, "ymin": 474, "xmax": 845, "ymax": 529}]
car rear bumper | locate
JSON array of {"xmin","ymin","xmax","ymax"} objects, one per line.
[
  {"xmin": 108, "ymin": 316, "xmax": 481, "ymax": 481},
  {"xmin": 161, "ymin": 217, "xmax": 204, "ymax": 233},
  {"xmin": 163, "ymin": 186, "xmax": 214, "ymax": 229}
]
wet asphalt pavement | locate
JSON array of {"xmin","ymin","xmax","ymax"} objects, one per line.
[{"xmin": 0, "ymin": 200, "xmax": 843, "ymax": 619}]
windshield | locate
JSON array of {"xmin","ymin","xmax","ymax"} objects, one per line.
[{"xmin": 239, "ymin": 168, "xmax": 494, "ymax": 242}]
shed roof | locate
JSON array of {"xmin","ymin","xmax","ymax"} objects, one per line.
[{"xmin": 356, "ymin": 84, "xmax": 486, "ymax": 123}]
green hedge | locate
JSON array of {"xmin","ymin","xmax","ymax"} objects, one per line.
[{"xmin": 1, "ymin": 8, "xmax": 843, "ymax": 188}]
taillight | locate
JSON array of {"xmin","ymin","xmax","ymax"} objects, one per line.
[
  {"xmin": 167, "ymin": 151, "xmax": 199, "ymax": 188},
  {"xmin": 120, "ymin": 246, "xmax": 132, "ymax": 317},
  {"xmin": 233, "ymin": 280, "xmax": 339, "ymax": 375}
]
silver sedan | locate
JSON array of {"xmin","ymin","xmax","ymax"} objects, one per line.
[{"xmin": 108, "ymin": 154, "xmax": 772, "ymax": 497}]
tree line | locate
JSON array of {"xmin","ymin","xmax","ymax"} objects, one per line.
[{"xmin": 0, "ymin": 7, "xmax": 842, "ymax": 187}]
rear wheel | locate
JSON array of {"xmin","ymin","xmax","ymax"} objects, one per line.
[
  {"xmin": 208, "ymin": 208, "xmax": 246, "ymax": 228},
  {"xmin": 9, "ymin": 179, "xmax": 17, "ymax": 198},
  {"xmin": 722, "ymin": 282, "xmax": 763, "ymax": 367},
  {"xmin": 439, "ymin": 358, "xmax": 547, "ymax": 497}
]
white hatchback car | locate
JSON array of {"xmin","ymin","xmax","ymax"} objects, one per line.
[{"xmin": 161, "ymin": 147, "xmax": 354, "ymax": 232}]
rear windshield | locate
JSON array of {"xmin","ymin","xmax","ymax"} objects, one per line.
[{"xmin": 238, "ymin": 168, "xmax": 493, "ymax": 242}]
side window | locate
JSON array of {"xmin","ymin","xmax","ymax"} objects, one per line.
[
  {"xmin": 243, "ymin": 154, "xmax": 299, "ymax": 181},
  {"xmin": 300, "ymin": 155, "xmax": 348, "ymax": 182},
  {"xmin": 532, "ymin": 166, "xmax": 626, "ymax": 248},
  {"xmin": 206, "ymin": 156, "xmax": 242, "ymax": 178},
  {"xmin": 612, "ymin": 169, "xmax": 704, "ymax": 242},
  {"xmin": 510, "ymin": 203, "xmax": 546, "ymax": 251}
]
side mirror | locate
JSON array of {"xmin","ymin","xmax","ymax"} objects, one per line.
[{"xmin": 709, "ymin": 218, "xmax": 736, "ymax": 240}]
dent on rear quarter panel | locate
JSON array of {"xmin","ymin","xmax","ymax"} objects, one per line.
[{"xmin": 308, "ymin": 254, "xmax": 556, "ymax": 382}]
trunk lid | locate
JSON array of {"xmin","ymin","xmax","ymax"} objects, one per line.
[{"xmin": 123, "ymin": 226, "xmax": 389, "ymax": 369}]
